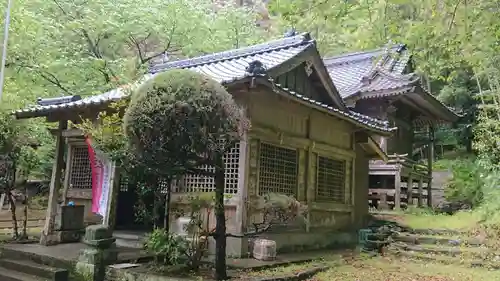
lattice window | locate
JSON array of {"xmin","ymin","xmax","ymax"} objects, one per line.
[
  {"xmin": 258, "ymin": 142, "xmax": 298, "ymax": 196},
  {"xmin": 69, "ymin": 146, "xmax": 92, "ymax": 189},
  {"xmin": 179, "ymin": 142, "xmax": 240, "ymax": 194},
  {"xmin": 316, "ymin": 155, "xmax": 346, "ymax": 202}
]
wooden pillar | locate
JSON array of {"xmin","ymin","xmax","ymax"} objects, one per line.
[
  {"xmin": 407, "ymin": 174, "xmax": 414, "ymax": 206},
  {"xmin": 394, "ymin": 169, "xmax": 401, "ymax": 210},
  {"xmin": 40, "ymin": 120, "xmax": 67, "ymax": 246},
  {"xmin": 427, "ymin": 124, "xmax": 434, "ymax": 207},
  {"xmin": 0, "ymin": 193, "xmax": 5, "ymax": 210},
  {"xmin": 103, "ymin": 163, "xmax": 119, "ymax": 227},
  {"xmin": 418, "ymin": 178, "xmax": 423, "ymax": 207},
  {"xmin": 230, "ymin": 136, "xmax": 248, "ymax": 258},
  {"xmin": 61, "ymin": 143, "xmax": 72, "ymax": 206}
]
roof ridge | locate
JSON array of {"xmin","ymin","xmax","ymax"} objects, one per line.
[
  {"xmin": 150, "ymin": 32, "xmax": 313, "ymax": 73},
  {"xmin": 376, "ymin": 69, "xmax": 419, "ymax": 82},
  {"xmin": 323, "ymin": 43, "xmax": 406, "ymax": 66}
]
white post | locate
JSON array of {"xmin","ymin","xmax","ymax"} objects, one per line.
[
  {"xmin": 0, "ymin": 193, "xmax": 5, "ymax": 210},
  {"xmin": 0, "ymin": 0, "xmax": 13, "ymax": 102}
]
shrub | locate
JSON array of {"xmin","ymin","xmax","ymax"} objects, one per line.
[
  {"xmin": 444, "ymin": 159, "xmax": 483, "ymax": 207},
  {"xmin": 143, "ymin": 228, "xmax": 188, "ymax": 265},
  {"xmin": 123, "ymin": 69, "xmax": 248, "ymax": 178}
]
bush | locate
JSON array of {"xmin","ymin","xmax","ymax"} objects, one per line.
[
  {"xmin": 444, "ymin": 159, "xmax": 483, "ymax": 207},
  {"xmin": 123, "ymin": 69, "xmax": 248, "ymax": 178},
  {"xmin": 143, "ymin": 228, "xmax": 188, "ymax": 265}
]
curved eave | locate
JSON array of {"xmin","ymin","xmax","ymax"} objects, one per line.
[
  {"xmin": 350, "ymin": 83, "xmax": 459, "ymax": 123},
  {"xmin": 257, "ymin": 79, "xmax": 397, "ymax": 136},
  {"xmin": 12, "ymin": 77, "xmax": 252, "ymax": 120}
]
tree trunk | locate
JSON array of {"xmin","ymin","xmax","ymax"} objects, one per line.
[
  {"xmin": 163, "ymin": 178, "xmax": 172, "ymax": 232},
  {"xmin": 7, "ymin": 191, "xmax": 18, "ymax": 239},
  {"xmin": 213, "ymin": 154, "xmax": 227, "ymax": 281},
  {"xmin": 149, "ymin": 177, "xmax": 161, "ymax": 229},
  {"xmin": 21, "ymin": 184, "xmax": 28, "ymax": 240}
]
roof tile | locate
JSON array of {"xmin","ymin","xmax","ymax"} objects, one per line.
[
  {"xmin": 323, "ymin": 44, "xmax": 413, "ymax": 98},
  {"xmin": 14, "ymin": 34, "xmax": 394, "ymax": 133}
]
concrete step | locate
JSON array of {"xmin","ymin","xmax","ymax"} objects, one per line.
[
  {"xmin": 0, "ymin": 266, "xmax": 49, "ymax": 281},
  {"xmin": 115, "ymin": 238, "xmax": 143, "ymax": 249},
  {"xmin": 393, "ymin": 233, "xmax": 485, "ymax": 247},
  {"xmin": 0, "ymin": 259, "xmax": 68, "ymax": 281},
  {"xmin": 114, "ymin": 231, "xmax": 146, "ymax": 249},
  {"xmin": 392, "ymin": 243, "xmax": 496, "ymax": 259}
]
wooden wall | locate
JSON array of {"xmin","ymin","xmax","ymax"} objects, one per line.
[{"xmin": 239, "ymin": 86, "xmax": 364, "ymax": 234}]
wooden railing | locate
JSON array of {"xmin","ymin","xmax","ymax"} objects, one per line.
[{"xmin": 369, "ymin": 153, "xmax": 431, "ymax": 210}]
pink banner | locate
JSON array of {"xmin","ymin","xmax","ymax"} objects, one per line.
[{"xmin": 86, "ymin": 137, "xmax": 102, "ymax": 214}]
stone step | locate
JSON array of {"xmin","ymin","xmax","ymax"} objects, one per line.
[
  {"xmin": 0, "ymin": 259, "xmax": 68, "ymax": 281},
  {"xmin": 115, "ymin": 238, "xmax": 143, "ymax": 249},
  {"xmin": 392, "ymin": 243, "xmax": 496, "ymax": 259},
  {"xmin": 392, "ymin": 249, "xmax": 500, "ymax": 270},
  {"xmin": 393, "ymin": 233, "xmax": 485, "ymax": 247},
  {"xmin": 0, "ymin": 266, "xmax": 49, "ymax": 281},
  {"xmin": 114, "ymin": 231, "xmax": 146, "ymax": 249},
  {"xmin": 405, "ymin": 228, "xmax": 467, "ymax": 236}
]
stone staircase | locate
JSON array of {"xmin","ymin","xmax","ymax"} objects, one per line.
[
  {"xmin": 388, "ymin": 228, "xmax": 500, "ymax": 269},
  {"xmin": 0, "ymin": 258, "xmax": 69, "ymax": 281},
  {"xmin": 431, "ymin": 170, "xmax": 452, "ymax": 208}
]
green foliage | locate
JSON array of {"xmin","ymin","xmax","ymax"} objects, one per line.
[
  {"xmin": 4, "ymin": 0, "xmax": 268, "ymax": 100},
  {"xmin": 143, "ymin": 228, "xmax": 188, "ymax": 265},
  {"xmin": 123, "ymin": 69, "xmax": 248, "ymax": 178},
  {"xmin": 444, "ymin": 159, "xmax": 483, "ymax": 208}
]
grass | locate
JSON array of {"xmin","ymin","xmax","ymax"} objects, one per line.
[
  {"xmin": 432, "ymin": 149, "xmax": 475, "ymax": 171},
  {"xmin": 373, "ymin": 209, "xmax": 482, "ymax": 232},
  {"xmin": 312, "ymin": 255, "xmax": 500, "ymax": 281},
  {"xmin": 245, "ymin": 253, "xmax": 500, "ymax": 281}
]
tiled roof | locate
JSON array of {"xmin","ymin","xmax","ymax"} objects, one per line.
[
  {"xmin": 269, "ymin": 80, "xmax": 395, "ymax": 133},
  {"xmin": 13, "ymin": 33, "xmax": 394, "ymax": 133},
  {"xmin": 323, "ymin": 44, "xmax": 415, "ymax": 98},
  {"xmin": 149, "ymin": 33, "xmax": 315, "ymax": 82},
  {"xmin": 15, "ymin": 33, "xmax": 315, "ymax": 118}
]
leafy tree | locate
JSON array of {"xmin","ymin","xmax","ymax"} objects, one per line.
[
  {"xmin": 269, "ymin": 0, "xmax": 500, "ymax": 157},
  {"xmin": 0, "ymin": 109, "xmax": 43, "ymax": 240},
  {"xmin": 123, "ymin": 69, "xmax": 248, "ymax": 280},
  {"xmin": 5, "ymin": 0, "xmax": 267, "ymax": 99}
]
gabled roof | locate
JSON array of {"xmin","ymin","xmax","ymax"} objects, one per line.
[
  {"xmin": 14, "ymin": 33, "xmax": 395, "ymax": 134},
  {"xmin": 323, "ymin": 44, "xmax": 412, "ymax": 98},
  {"xmin": 324, "ymin": 44, "xmax": 459, "ymax": 122}
]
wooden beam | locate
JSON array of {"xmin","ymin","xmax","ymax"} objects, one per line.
[
  {"xmin": 62, "ymin": 128, "xmax": 84, "ymax": 138},
  {"xmin": 407, "ymin": 175, "xmax": 414, "ymax": 206},
  {"xmin": 40, "ymin": 120, "xmax": 67, "ymax": 246},
  {"xmin": 61, "ymin": 143, "xmax": 73, "ymax": 206},
  {"xmin": 427, "ymin": 124, "xmax": 434, "ymax": 207},
  {"xmin": 418, "ymin": 178, "xmax": 423, "ymax": 207},
  {"xmin": 354, "ymin": 131, "xmax": 369, "ymax": 144},
  {"xmin": 394, "ymin": 168, "xmax": 401, "ymax": 210}
]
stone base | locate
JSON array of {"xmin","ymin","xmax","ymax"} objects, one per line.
[
  {"xmin": 39, "ymin": 232, "xmax": 60, "ymax": 246},
  {"xmin": 60, "ymin": 230, "xmax": 84, "ymax": 243},
  {"xmin": 76, "ymin": 246, "xmax": 118, "ymax": 281},
  {"xmin": 207, "ymin": 236, "xmax": 248, "ymax": 258},
  {"xmin": 39, "ymin": 230, "xmax": 84, "ymax": 246},
  {"xmin": 78, "ymin": 245, "xmax": 118, "ymax": 265}
]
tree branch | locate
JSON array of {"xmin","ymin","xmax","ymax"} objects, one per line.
[
  {"xmin": 140, "ymin": 24, "xmax": 178, "ymax": 65},
  {"xmin": 13, "ymin": 62, "xmax": 72, "ymax": 95},
  {"xmin": 448, "ymin": 0, "xmax": 462, "ymax": 32}
]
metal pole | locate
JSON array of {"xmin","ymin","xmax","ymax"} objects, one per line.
[{"xmin": 0, "ymin": 0, "xmax": 13, "ymax": 102}]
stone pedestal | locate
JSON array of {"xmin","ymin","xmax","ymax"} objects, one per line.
[
  {"xmin": 76, "ymin": 225, "xmax": 117, "ymax": 281},
  {"xmin": 56, "ymin": 205, "xmax": 85, "ymax": 243}
]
